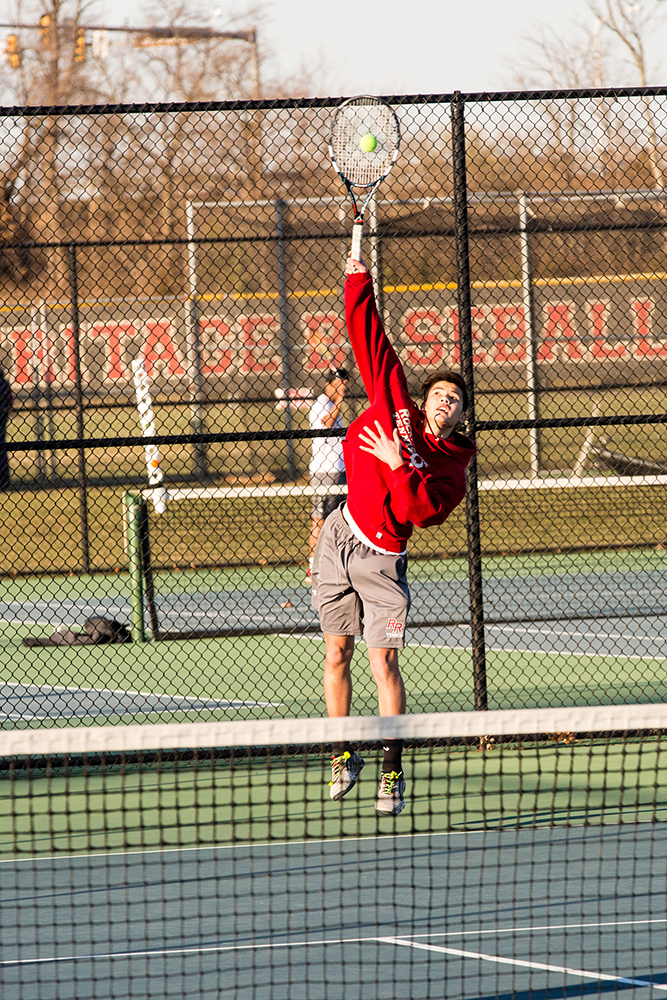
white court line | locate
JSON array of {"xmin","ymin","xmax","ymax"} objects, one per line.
[
  {"xmin": 406, "ymin": 917, "xmax": 667, "ymax": 939},
  {"xmin": 0, "ymin": 828, "xmax": 470, "ymax": 865},
  {"xmin": 489, "ymin": 624, "xmax": 667, "ymax": 642},
  {"xmin": 2, "ymin": 918, "xmax": 666, "ymax": 970},
  {"xmin": 381, "ymin": 938, "xmax": 667, "ymax": 992},
  {"xmin": 0, "ymin": 620, "xmax": 50, "ymax": 626},
  {"xmin": 405, "ymin": 641, "xmax": 667, "ymax": 661}
]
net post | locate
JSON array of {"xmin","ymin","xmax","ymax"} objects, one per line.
[
  {"xmin": 139, "ymin": 498, "xmax": 160, "ymax": 641},
  {"xmin": 451, "ymin": 92, "xmax": 488, "ymax": 711},
  {"xmin": 124, "ymin": 491, "xmax": 146, "ymax": 643}
]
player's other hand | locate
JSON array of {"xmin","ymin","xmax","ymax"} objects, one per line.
[
  {"xmin": 358, "ymin": 421, "xmax": 404, "ymax": 470},
  {"xmin": 346, "ymin": 255, "xmax": 369, "ymax": 276}
]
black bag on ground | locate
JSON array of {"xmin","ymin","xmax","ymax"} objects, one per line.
[{"xmin": 23, "ymin": 617, "xmax": 132, "ymax": 647}]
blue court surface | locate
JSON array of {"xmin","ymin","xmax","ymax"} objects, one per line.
[
  {"xmin": 4, "ymin": 549, "xmax": 667, "ymax": 638},
  {"xmin": 1, "ymin": 825, "xmax": 665, "ymax": 999}
]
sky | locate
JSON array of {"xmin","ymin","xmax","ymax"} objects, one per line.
[{"xmin": 92, "ymin": 0, "xmax": 667, "ymax": 96}]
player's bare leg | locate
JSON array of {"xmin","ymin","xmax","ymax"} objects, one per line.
[
  {"xmin": 367, "ymin": 647, "xmax": 405, "ymax": 716},
  {"xmin": 368, "ymin": 647, "xmax": 406, "ymax": 815},
  {"xmin": 323, "ymin": 634, "xmax": 354, "ymax": 716},
  {"xmin": 324, "ymin": 634, "xmax": 364, "ymax": 800}
]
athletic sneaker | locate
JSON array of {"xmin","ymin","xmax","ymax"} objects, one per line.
[
  {"xmin": 329, "ymin": 751, "xmax": 364, "ymax": 800},
  {"xmin": 375, "ymin": 770, "xmax": 406, "ymax": 816}
]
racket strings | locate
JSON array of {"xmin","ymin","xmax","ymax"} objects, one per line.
[{"xmin": 331, "ymin": 101, "xmax": 399, "ymax": 187}]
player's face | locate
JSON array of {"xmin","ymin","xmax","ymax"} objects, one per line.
[{"xmin": 424, "ymin": 382, "xmax": 465, "ymax": 437}]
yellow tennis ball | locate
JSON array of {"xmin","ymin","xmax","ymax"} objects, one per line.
[{"xmin": 359, "ymin": 133, "xmax": 377, "ymax": 153}]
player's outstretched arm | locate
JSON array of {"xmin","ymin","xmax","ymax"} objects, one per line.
[{"xmin": 344, "ymin": 254, "xmax": 407, "ymax": 403}]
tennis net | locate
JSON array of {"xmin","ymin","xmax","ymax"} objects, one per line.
[
  {"xmin": 124, "ymin": 473, "xmax": 667, "ymax": 642},
  {"xmin": 1, "ymin": 704, "xmax": 666, "ymax": 999}
]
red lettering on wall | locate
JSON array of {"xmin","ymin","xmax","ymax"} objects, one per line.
[
  {"xmin": 402, "ymin": 310, "xmax": 445, "ymax": 366},
  {"xmin": 10, "ymin": 329, "xmax": 37, "ymax": 385},
  {"xmin": 492, "ymin": 305, "xmax": 526, "ymax": 363},
  {"xmin": 199, "ymin": 319, "xmax": 233, "ymax": 374},
  {"xmin": 241, "ymin": 315, "xmax": 280, "ymax": 374},
  {"xmin": 588, "ymin": 302, "xmax": 626, "ymax": 360},
  {"xmin": 632, "ymin": 300, "xmax": 667, "ymax": 358},
  {"xmin": 61, "ymin": 325, "xmax": 78, "ymax": 382},
  {"xmin": 539, "ymin": 304, "xmax": 584, "ymax": 361},
  {"xmin": 302, "ymin": 313, "xmax": 346, "ymax": 371},
  {"xmin": 450, "ymin": 307, "xmax": 488, "ymax": 365},
  {"xmin": 144, "ymin": 320, "xmax": 185, "ymax": 377},
  {"xmin": 89, "ymin": 322, "xmax": 135, "ymax": 381}
]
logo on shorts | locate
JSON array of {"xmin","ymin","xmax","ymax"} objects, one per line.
[
  {"xmin": 386, "ymin": 618, "xmax": 404, "ymax": 637},
  {"xmin": 394, "ymin": 408, "xmax": 427, "ymax": 470}
]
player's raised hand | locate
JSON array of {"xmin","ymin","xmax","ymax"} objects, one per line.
[
  {"xmin": 358, "ymin": 421, "xmax": 404, "ymax": 470},
  {"xmin": 346, "ymin": 254, "xmax": 369, "ymax": 276}
]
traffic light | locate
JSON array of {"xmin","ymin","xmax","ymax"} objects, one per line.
[
  {"xmin": 73, "ymin": 27, "xmax": 85, "ymax": 62},
  {"xmin": 5, "ymin": 35, "xmax": 20, "ymax": 70},
  {"xmin": 39, "ymin": 14, "xmax": 50, "ymax": 50}
]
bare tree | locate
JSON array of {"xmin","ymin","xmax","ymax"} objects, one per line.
[
  {"xmin": 587, "ymin": 0, "xmax": 666, "ymax": 187},
  {"xmin": 511, "ymin": 19, "xmax": 616, "ymax": 90},
  {"xmin": 509, "ymin": 2, "xmax": 667, "ymax": 190},
  {"xmin": 0, "ymin": 0, "xmax": 104, "ymax": 105}
]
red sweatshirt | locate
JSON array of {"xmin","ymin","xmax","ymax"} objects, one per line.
[{"xmin": 342, "ymin": 272, "xmax": 476, "ymax": 555}]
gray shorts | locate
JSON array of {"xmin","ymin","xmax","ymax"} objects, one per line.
[
  {"xmin": 311, "ymin": 507, "xmax": 410, "ymax": 648},
  {"xmin": 310, "ymin": 470, "xmax": 347, "ymax": 520}
]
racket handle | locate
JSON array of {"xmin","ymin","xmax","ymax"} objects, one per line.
[{"xmin": 350, "ymin": 220, "xmax": 363, "ymax": 262}]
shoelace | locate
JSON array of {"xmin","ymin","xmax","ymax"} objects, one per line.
[
  {"xmin": 329, "ymin": 751, "xmax": 352, "ymax": 784},
  {"xmin": 379, "ymin": 770, "xmax": 403, "ymax": 795}
]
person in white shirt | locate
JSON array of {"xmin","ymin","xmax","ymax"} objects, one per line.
[{"xmin": 307, "ymin": 368, "xmax": 349, "ymax": 578}]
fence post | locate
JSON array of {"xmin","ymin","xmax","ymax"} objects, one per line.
[
  {"xmin": 185, "ymin": 201, "xmax": 208, "ymax": 481},
  {"xmin": 518, "ymin": 192, "xmax": 540, "ymax": 477},
  {"xmin": 29, "ymin": 304, "xmax": 45, "ymax": 485},
  {"xmin": 67, "ymin": 244, "xmax": 90, "ymax": 574},
  {"xmin": 368, "ymin": 191, "xmax": 384, "ymax": 322},
  {"xmin": 451, "ymin": 93, "xmax": 488, "ymax": 711},
  {"xmin": 275, "ymin": 198, "xmax": 295, "ymax": 479},
  {"xmin": 39, "ymin": 299, "xmax": 57, "ymax": 483}
]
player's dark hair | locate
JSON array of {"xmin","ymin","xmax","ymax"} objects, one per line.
[
  {"xmin": 326, "ymin": 368, "xmax": 349, "ymax": 383},
  {"xmin": 421, "ymin": 370, "xmax": 468, "ymax": 411}
]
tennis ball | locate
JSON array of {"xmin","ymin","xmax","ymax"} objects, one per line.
[{"xmin": 359, "ymin": 133, "xmax": 377, "ymax": 153}]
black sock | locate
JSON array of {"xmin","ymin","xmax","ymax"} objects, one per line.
[
  {"xmin": 332, "ymin": 742, "xmax": 353, "ymax": 758},
  {"xmin": 382, "ymin": 739, "xmax": 403, "ymax": 774}
]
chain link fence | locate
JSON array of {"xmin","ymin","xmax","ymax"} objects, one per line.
[{"xmin": 1, "ymin": 89, "xmax": 667, "ymax": 725}]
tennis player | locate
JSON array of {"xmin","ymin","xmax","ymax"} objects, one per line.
[
  {"xmin": 312, "ymin": 256, "xmax": 475, "ymax": 815},
  {"xmin": 307, "ymin": 368, "xmax": 349, "ymax": 581}
]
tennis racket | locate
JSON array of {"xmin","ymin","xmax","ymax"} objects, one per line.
[{"xmin": 329, "ymin": 96, "xmax": 400, "ymax": 262}]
